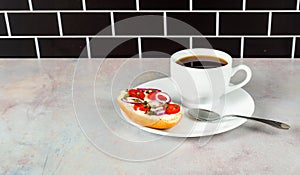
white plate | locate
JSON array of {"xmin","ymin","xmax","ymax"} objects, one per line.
[{"xmin": 120, "ymin": 77, "xmax": 255, "ymax": 137}]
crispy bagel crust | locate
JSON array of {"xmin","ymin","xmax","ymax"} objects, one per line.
[{"xmin": 117, "ymin": 91, "xmax": 183, "ymax": 129}]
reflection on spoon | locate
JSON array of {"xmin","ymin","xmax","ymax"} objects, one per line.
[{"xmin": 188, "ymin": 108, "xmax": 290, "ymax": 130}]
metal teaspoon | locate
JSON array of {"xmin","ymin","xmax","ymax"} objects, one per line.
[{"xmin": 188, "ymin": 108, "xmax": 290, "ymax": 130}]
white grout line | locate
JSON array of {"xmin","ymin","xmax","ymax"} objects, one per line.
[
  {"xmin": 4, "ymin": 12, "xmax": 11, "ymax": 36},
  {"xmin": 110, "ymin": 12, "xmax": 115, "ymax": 36},
  {"xmin": 57, "ymin": 12, "xmax": 63, "ymax": 36},
  {"xmin": 292, "ymin": 37, "xmax": 296, "ymax": 59},
  {"xmin": 28, "ymin": 0, "xmax": 33, "ymax": 11},
  {"xmin": 86, "ymin": 37, "xmax": 91, "ymax": 59},
  {"xmin": 34, "ymin": 37, "xmax": 40, "ymax": 59},
  {"xmin": 268, "ymin": 12, "xmax": 272, "ymax": 36},
  {"xmin": 2, "ymin": 10, "xmax": 300, "ymax": 13},
  {"xmin": 240, "ymin": 37, "xmax": 244, "ymax": 58},
  {"xmin": 82, "ymin": 0, "xmax": 87, "ymax": 11},
  {"xmin": 189, "ymin": 37, "xmax": 193, "ymax": 49},
  {"xmin": 163, "ymin": 12, "xmax": 167, "ymax": 36},
  {"xmin": 216, "ymin": 12, "xmax": 219, "ymax": 36},
  {"xmin": 136, "ymin": 0, "xmax": 140, "ymax": 11},
  {"xmin": 297, "ymin": 0, "xmax": 300, "ymax": 10},
  {"xmin": 0, "ymin": 35, "xmax": 299, "ymax": 39},
  {"xmin": 190, "ymin": 0, "xmax": 193, "ymax": 11},
  {"xmin": 243, "ymin": 0, "xmax": 246, "ymax": 11},
  {"xmin": 138, "ymin": 37, "xmax": 142, "ymax": 58}
]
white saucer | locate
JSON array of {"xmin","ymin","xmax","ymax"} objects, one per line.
[{"xmin": 120, "ymin": 77, "xmax": 255, "ymax": 137}]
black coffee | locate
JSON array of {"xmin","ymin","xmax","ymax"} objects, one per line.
[{"xmin": 176, "ymin": 55, "xmax": 228, "ymax": 69}]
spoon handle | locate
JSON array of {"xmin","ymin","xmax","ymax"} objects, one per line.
[{"xmin": 229, "ymin": 115, "xmax": 290, "ymax": 130}]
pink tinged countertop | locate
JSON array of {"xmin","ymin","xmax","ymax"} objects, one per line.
[{"xmin": 0, "ymin": 59, "xmax": 300, "ymax": 174}]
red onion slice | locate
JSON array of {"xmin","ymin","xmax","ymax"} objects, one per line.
[
  {"xmin": 121, "ymin": 97, "xmax": 144, "ymax": 104},
  {"xmin": 155, "ymin": 92, "xmax": 171, "ymax": 103},
  {"xmin": 155, "ymin": 110, "xmax": 166, "ymax": 116},
  {"xmin": 136, "ymin": 88, "xmax": 160, "ymax": 91}
]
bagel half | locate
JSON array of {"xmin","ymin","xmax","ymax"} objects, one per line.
[{"xmin": 117, "ymin": 90, "xmax": 183, "ymax": 129}]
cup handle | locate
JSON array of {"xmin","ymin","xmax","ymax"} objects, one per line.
[{"xmin": 225, "ymin": 64, "xmax": 252, "ymax": 94}]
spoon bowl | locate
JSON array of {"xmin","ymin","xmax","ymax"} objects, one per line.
[{"xmin": 188, "ymin": 108, "xmax": 290, "ymax": 130}]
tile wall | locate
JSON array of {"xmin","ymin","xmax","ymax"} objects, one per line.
[{"xmin": 0, "ymin": 0, "xmax": 299, "ymax": 58}]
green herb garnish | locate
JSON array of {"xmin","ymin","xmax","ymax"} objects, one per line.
[
  {"xmin": 165, "ymin": 103, "xmax": 169, "ymax": 108},
  {"xmin": 124, "ymin": 94, "xmax": 129, "ymax": 99}
]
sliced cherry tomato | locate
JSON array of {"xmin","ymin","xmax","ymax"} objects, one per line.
[
  {"xmin": 165, "ymin": 104, "xmax": 180, "ymax": 114},
  {"xmin": 133, "ymin": 104, "xmax": 141, "ymax": 110},
  {"xmin": 139, "ymin": 105, "xmax": 150, "ymax": 112},
  {"xmin": 128, "ymin": 89, "xmax": 145, "ymax": 99},
  {"xmin": 147, "ymin": 90, "xmax": 162, "ymax": 100},
  {"xmin": 147, "ymin": 92, "xmax": 157, "ymax": 100},
  {"xmin": 133, "ymin": 103, "xmax": 150, "ymax": 114}
]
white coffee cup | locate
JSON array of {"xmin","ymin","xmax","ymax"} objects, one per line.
[{"xmin": 170, "ymin": 48, "xmax": 252, "ymax": 108}]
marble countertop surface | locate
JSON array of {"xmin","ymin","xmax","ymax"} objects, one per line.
[{"xmin": 0, "ymin": 58, "xmax": 299, "ymax": 175}]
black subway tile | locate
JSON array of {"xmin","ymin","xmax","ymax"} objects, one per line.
[
  {"xmin": 0, "ymin": 0, "xmax": 29, "ymax": 10},
  {"xmin": 114, "ymin": 13, "xmax": 163, "ymax": 35},
  {"xmin": 90, "ymin": 38, "xmax": 138, "ymax": 58},
  {"xmin": 32, "ymin": 0, "xmax": 83, "ymax": 10},
  {"xmin": 244, "ymin": 38, "xmax": 292, "ymax": 58},
  {"xmin": 193, "ymin": 0, "xmax": 242, "ymax": 10},
  {"xmin": 220, "ymin": 13, "xmax": 268, "ymax": 35},
  {"xmin": 167, "ymin": 13, "xmax": 216, "ymax": 35},
  {"xmin": 39, "ymin": 38, "xmax": 87, "ymax": 58},
  {"xmin": 61, "ymin": 13, "xmax": 111, "ymax": 35},
  {"xmin": 193, "ymin": 38, "xmax": 241, "ymax": 58},
  {"xmin": 0, "ymin": 14, "xmax": 7, "ymax": 36},
  {"xmin": 247, "ymin": 0, "xmax": 296, "ymax": 10},
  {"xmin": 0, "ymin": 39, "xmax": 36, "ymax": 58},
  {"xmin": 272, "ymin": 13, "xmax": 300, "ymax": 35},
  {"xmin": 141, "ymin": 37, "xmax": 189, "ymax": 58},
  {"xmin": 86, "ymin": 0, "xmax": 136, "ymax": 10},
  {"xmin": 295, "ymin": 38, "xmax": 300, "ymax": 58},
  {"xmin": 9, "ymin": 13, "xmax": 59, "ymax": 36},
  {"xmin": 139, "ymin": 0, "xmax": 189, "ymax": 10}
]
